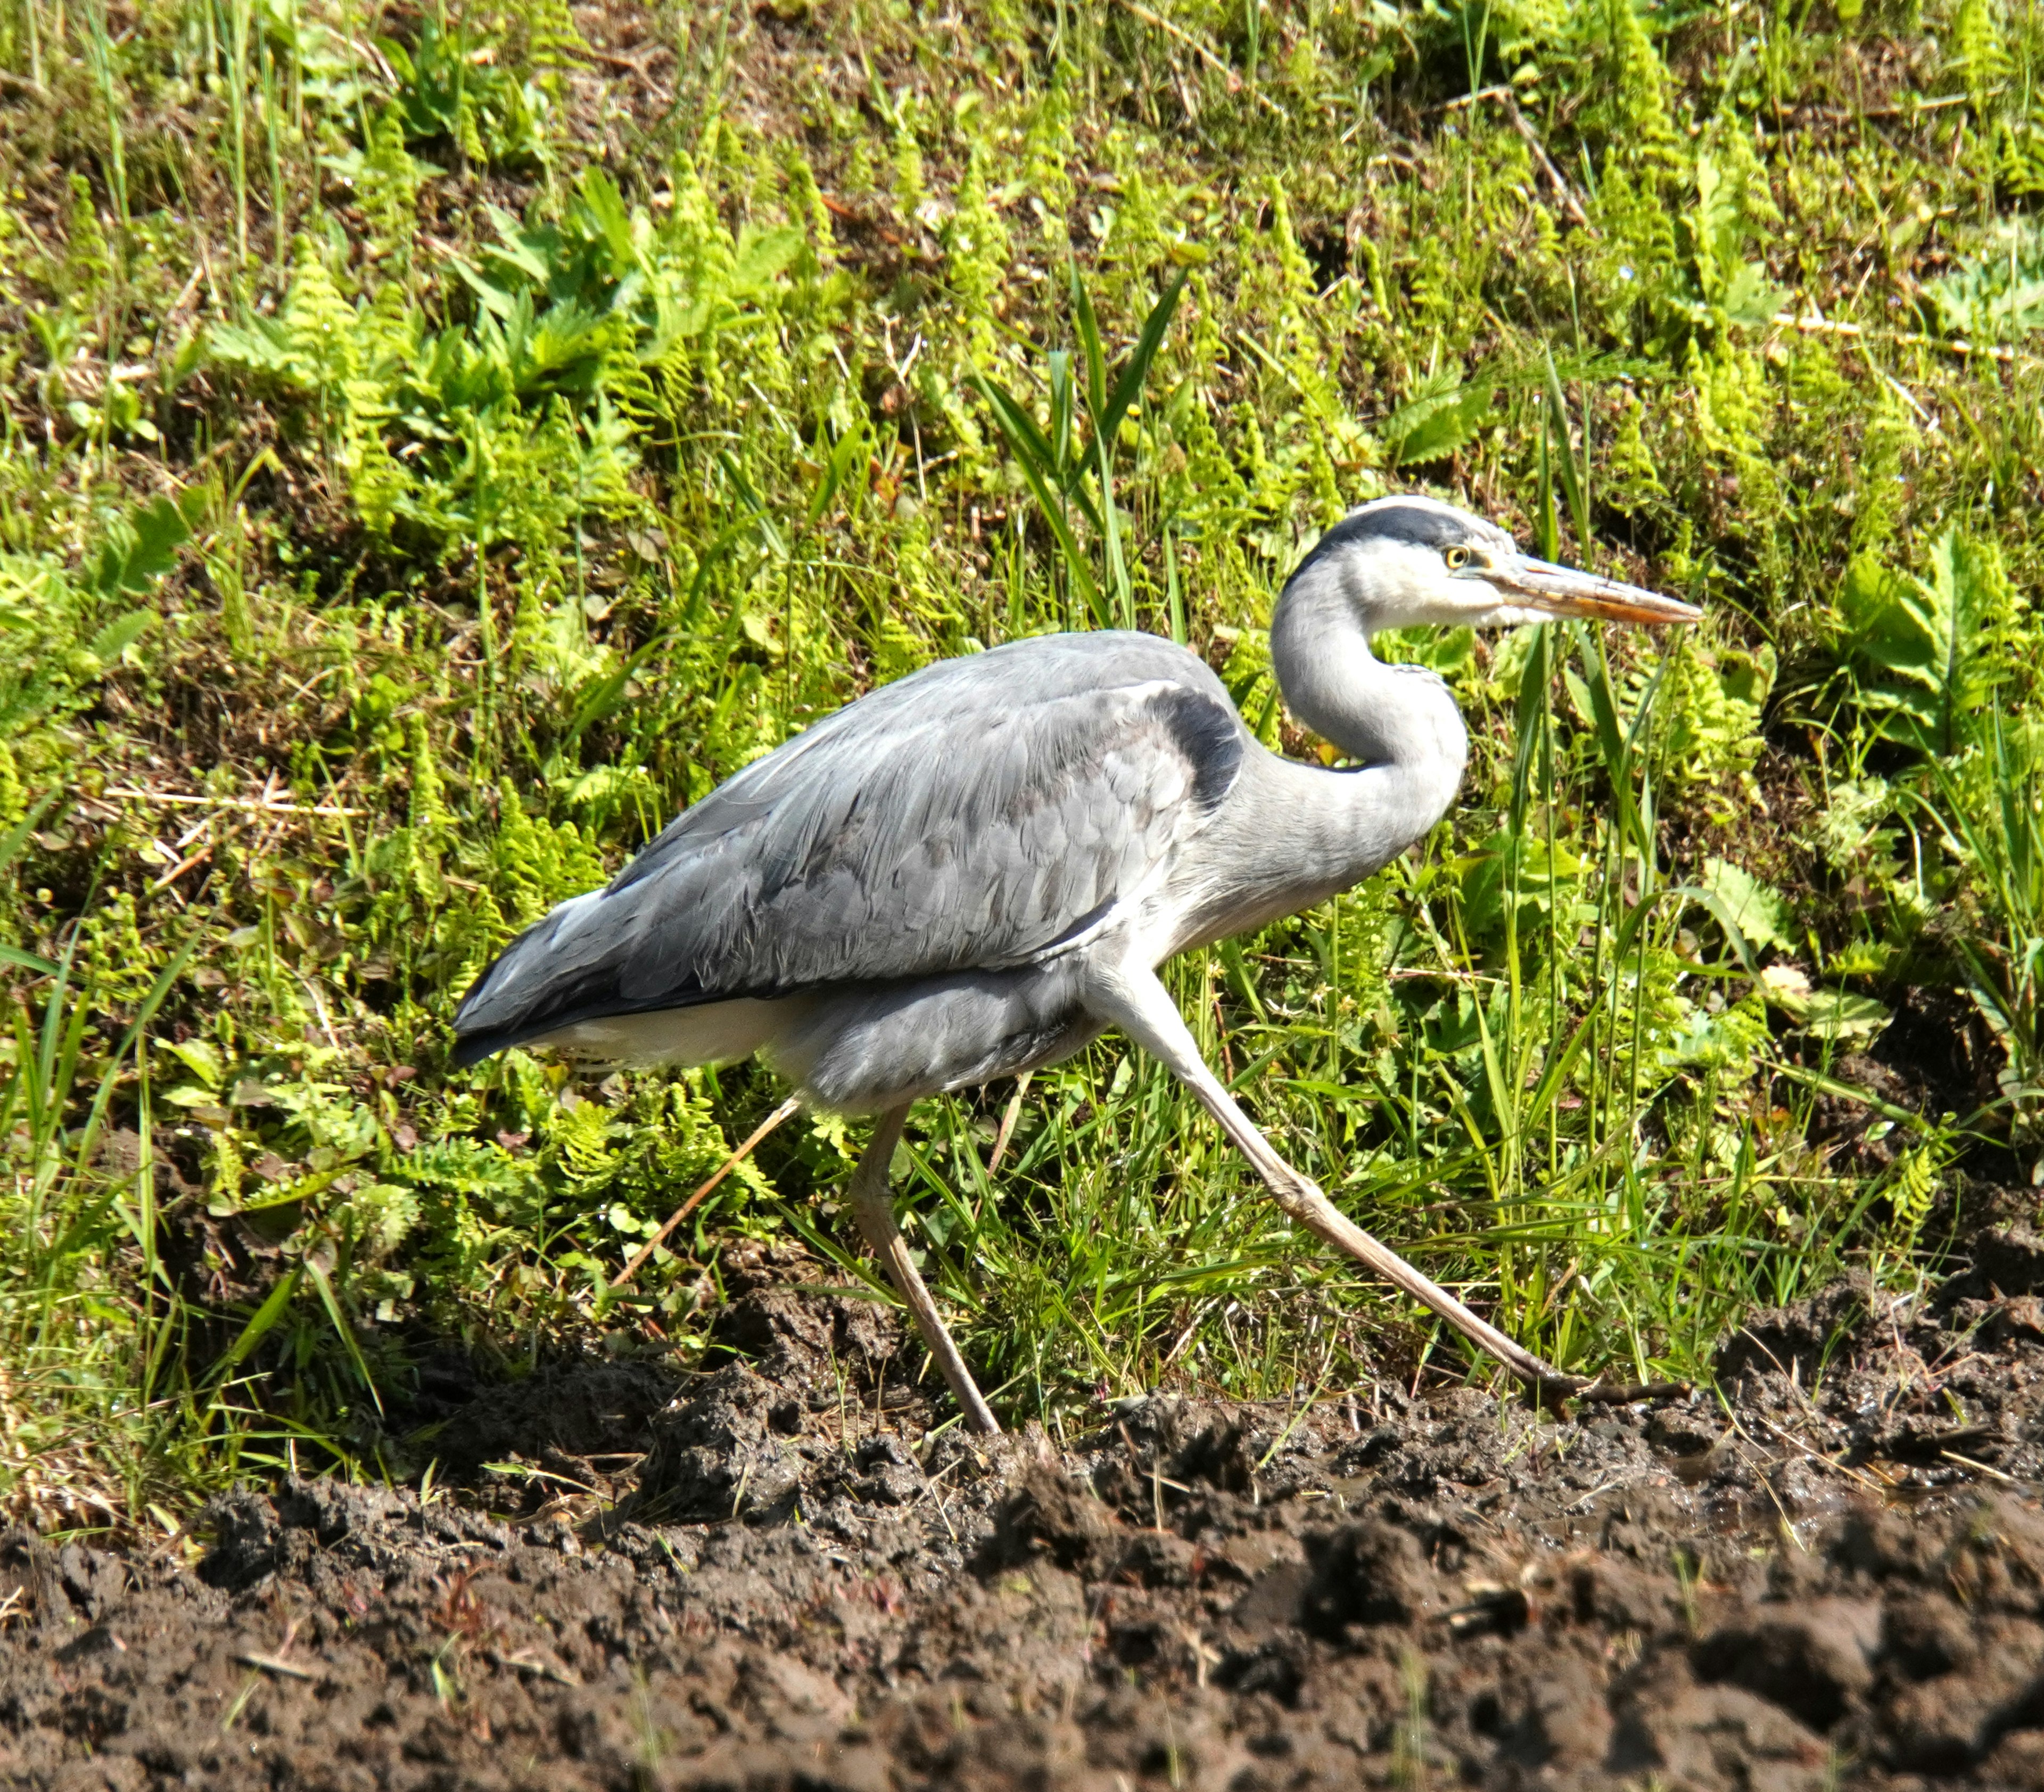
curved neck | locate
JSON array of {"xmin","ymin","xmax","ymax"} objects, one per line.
[{"xmin": 1268, "ymin": 569, "xmax": 1468, "ymax": 843}]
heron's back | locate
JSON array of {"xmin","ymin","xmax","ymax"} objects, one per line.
[{"xmin": 451, "ymin": 631, "xmax": 1246, "ymax": 1068}]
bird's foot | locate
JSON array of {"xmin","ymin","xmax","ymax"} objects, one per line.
[{"xmin": 1251, "ymin": 1164, "xmax": 1580, "ymax": 1395}]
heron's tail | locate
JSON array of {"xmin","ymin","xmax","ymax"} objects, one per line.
[{"xmin": 449, "ymin": 891, "xmax": 617, "ymax": 1065}]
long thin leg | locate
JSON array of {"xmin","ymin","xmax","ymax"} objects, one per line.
[
  {"xmin": 849, "ymin": 1105, "xmax": 1003, "ymax": 1435},
  {"xmin": 1085, "ymin": 965, "xmax": 1579, "ymax": 1394}
]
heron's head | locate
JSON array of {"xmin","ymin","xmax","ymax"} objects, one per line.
[{"xmin": 1280, "ymin": 495, "xmax": 1701, "ymax": 636}]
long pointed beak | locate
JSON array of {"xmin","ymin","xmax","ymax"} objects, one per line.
[{"xmin": 1489, "ymin": 555, "xmax": 1702, "ymax": 626}]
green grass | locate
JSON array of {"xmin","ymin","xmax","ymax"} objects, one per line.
[{"xmin": 4, "ymin": 0, "xmax": 2044, "ymax": 1520}]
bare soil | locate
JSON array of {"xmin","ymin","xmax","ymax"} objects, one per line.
[{"xmin": 13, "ymin": 1232, "xmax": 2044, "ymax": 1791}]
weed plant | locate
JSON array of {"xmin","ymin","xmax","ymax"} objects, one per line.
[{"xmin": 3, "ymin": 0, "xmax": 2044, "ymax": 1525}]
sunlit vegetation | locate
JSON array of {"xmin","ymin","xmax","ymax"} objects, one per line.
[{"xmin": 4, "ymin": 0, "xmax": 2043, "ymax": 1526}]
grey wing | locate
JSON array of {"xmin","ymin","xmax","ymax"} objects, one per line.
[{"xmin": 451, "ymin": 633, "xmax": 1244, "ymax": 1062}]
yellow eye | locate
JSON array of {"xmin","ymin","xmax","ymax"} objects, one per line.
[{"xmin": 1444, "ymin": 546, "xmax": 1471, "ymax": 570}]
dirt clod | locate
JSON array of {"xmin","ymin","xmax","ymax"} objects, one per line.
[
  {"xmin": 1298, "ymin": 1518, "xmax": 1439, "ymax": 1634},
  {"xmin": 636, "ymin": 1360, "xmax": 809, "ymax": 1523},
  {"xmin": 987, "ymin": 1465, "xmax": 1119, "ymax": 1572},
  {"xmin": 1968, "ymin": 1224, "xmax": 2044, "ymax": 1298},
  {"xmin": 1693, "ymin": 1596, "xmax": 1882, "ymax": 1729}
]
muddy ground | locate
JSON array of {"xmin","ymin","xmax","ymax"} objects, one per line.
[{"xmin": 14, "ymin": 1231, "xmax": 2044, "ymax": 1791}]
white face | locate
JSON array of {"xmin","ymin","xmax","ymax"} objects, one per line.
[
  {"xmin": 1313, "ymin": 511, "xmax": 1701, "ymax": 635},
  {"xmin": 1348, "ymin": 536, "xmax": 1561, "ymax": 632}
]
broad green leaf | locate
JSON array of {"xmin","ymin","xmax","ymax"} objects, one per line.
[
  {"xmin": 374, "ymin": 35, "xmax": 417, "ymax": 84},
  {"xmin": 803, "ymin": 423, "xmax": 867, "ymax": 527},
  {"xmin": 1694, "ymin": 152, "xmax": 1738, "ymax": 292},
  {"xmin": 1565, "ymin": 624, "xmax": 1652, "ymax": 865},
  {"xmin": 1094, "ymin": 268, "xmax": 1188, "ymax": 472},
  {"xmin": 1383, "ymin": 374, "xmax": 1493, "ymax": 465},
  {"xmin": 577, "ymin": 168, "xmax": 636, "ymax": 272},
  {"xmin": 206, "ymin": 317, "xmax": 295, "ymax": 373},
  {"xmin": 1722, "ymin": 260, "xmax": 1787, "ymax": 326},
  {"xmin": 162, "ymin": 1037, "xmax": 225, "ymax": 1088},
  {"xmin": 1700, "ymin": 857, "xmax": 1794, "ymax": 956},
  {"xmin": 1456, "ymin": 824, "xmax": 1586, "ymax": 951},
  {"xmin": 716, "ymin": 450, "xmax": 788, "ymax": 558},
  {"xmin": 1069, "ymin": 264, "xmax": 1109, "ymax": 429},
  {"xmin": 1542, "ymin": 347, "xmax": 1590, "ymax": 550},
  {"xmin": 452, "ymin": 252, "xmax": 523, "ymax": 321},
  {"xmin": 1929, "ymin": 218, "xmax": 2044, "ymax": 342},
  {"xmin": 88, "ymin": 495, "xmax": 192, "ymax": 599},
  {"xmin": 1799, "ymin": 990, "xmax": 1892, "ymax": 1043},
  {"xmin": 977, "ymin": 374, "xmax": 1060, "ymax": 484},
  {"xmin": 975, "ymin": 373, "xmax": 1108, "ymax": 617},
  {"xmin": 481, "ymin": 204, "xmax": 555, "ymax": 285},
  {"xmin": 732, "ymin": 224, "xmax": 803, "ymax": 292},
  {"xmin": 1047, "ymin": 350, "xmax": 1076, "ymax": 472},
  {"xmin": 213, "ymin": 1264, "xmax": 304, "ymax": 1375},
  {"xmin": 306, "ymin": 1257, "xmax": 381, "ymax": 1407},
  {"xmin": 1754, "ymin": 965, "xmax": 1890, "ymax": 1042}
]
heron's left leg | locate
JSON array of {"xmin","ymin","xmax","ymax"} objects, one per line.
[
  {"xmin": 848, "ymin": 1104, "xmax": 1003, "ymax": 1436},
  {"xmin": 1084, "ymin": 965, "xmax": 1576, "ymax": 1393}
]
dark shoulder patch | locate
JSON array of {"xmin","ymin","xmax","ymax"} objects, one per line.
[{"xmin": 1148, "ymin": 684, "xmax": 1243, "ymax": 812}]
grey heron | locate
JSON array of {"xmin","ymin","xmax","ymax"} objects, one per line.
[{"xmin": 453, "ymin": 496, "xmax": 1701, "ymax": 1432}]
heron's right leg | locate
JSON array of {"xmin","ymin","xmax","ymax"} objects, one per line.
[
  {"xmin": 848, "ymin": 1105, "xmax": 1003, "ymax": 1436},
  {"xmin": 1084, "ymin": 966, "xmax": 1577, "ymax": 1394}
]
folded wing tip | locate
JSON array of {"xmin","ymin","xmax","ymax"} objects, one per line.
[{"xmin": 449, "ymin": 1028, "xmax": 509, "ymax": 1068}]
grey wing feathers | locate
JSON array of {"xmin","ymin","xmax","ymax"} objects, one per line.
[{"xmin": 452, "ymin": 632, "xmax": 1244, "ymax": 1063}]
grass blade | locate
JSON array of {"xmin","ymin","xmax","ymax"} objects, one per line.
[
  {"xmin": 976, "ymin": 373, "xmax": 1108, "ymax": 622},
  {"xmin": 1542, "ymin": 344, "xmax": 1591, "ymax": 554},
  {"xmin": 1092, "ymin": 267, "xmax": 1189, "ymax": 481},
  {"xmin": 1069, "ymin": 262, "xmax": 1109, "ymax": 431}
]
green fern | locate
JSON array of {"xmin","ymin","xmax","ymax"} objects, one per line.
[
  {"xmin": 523, "ymin": 0, "xmax": 589, "ymax": 99},
  {"xmin": 1952, "ymin": 0, "xmax": 2013, "ymax": 114},
  {"xmin": 944, "ymin": 142, "xmax": 1010, "ymax": 373},
  {"xmin": 489, "ymin": 778, "xmax": 607, "ymax": 931},
  {"xmin": 1024, "ymin": 61, "xmax": 1077, "ymax": 248},
  {"xmin": 1835, "ymin": 529, "xmax": 2018, "ymax": 758},
  {"xmin": 358, "ymin": 105, "xmax": 424, "ymax": 273},
  {"xmin": 1682, "ymin": 335, "xmax": 1785, "ymax": 585},
  {"xmin": 1596, "ymin": 0, "xmax": 1680, "ymax": 173},
  {"xmin": 60, "ymin": 172, "xmax": 111, "ymax": 305},
  {"xmin": 1603, "ymin": 389, "xmax": 1666, "ymax": 508},
  {"xmin": 1687, "ymin": 118, "xmax": 1784, "ymax": 325},
  {"xmin": 892, "ymin": 118, "xmax": 927, "ymax": 225}
]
